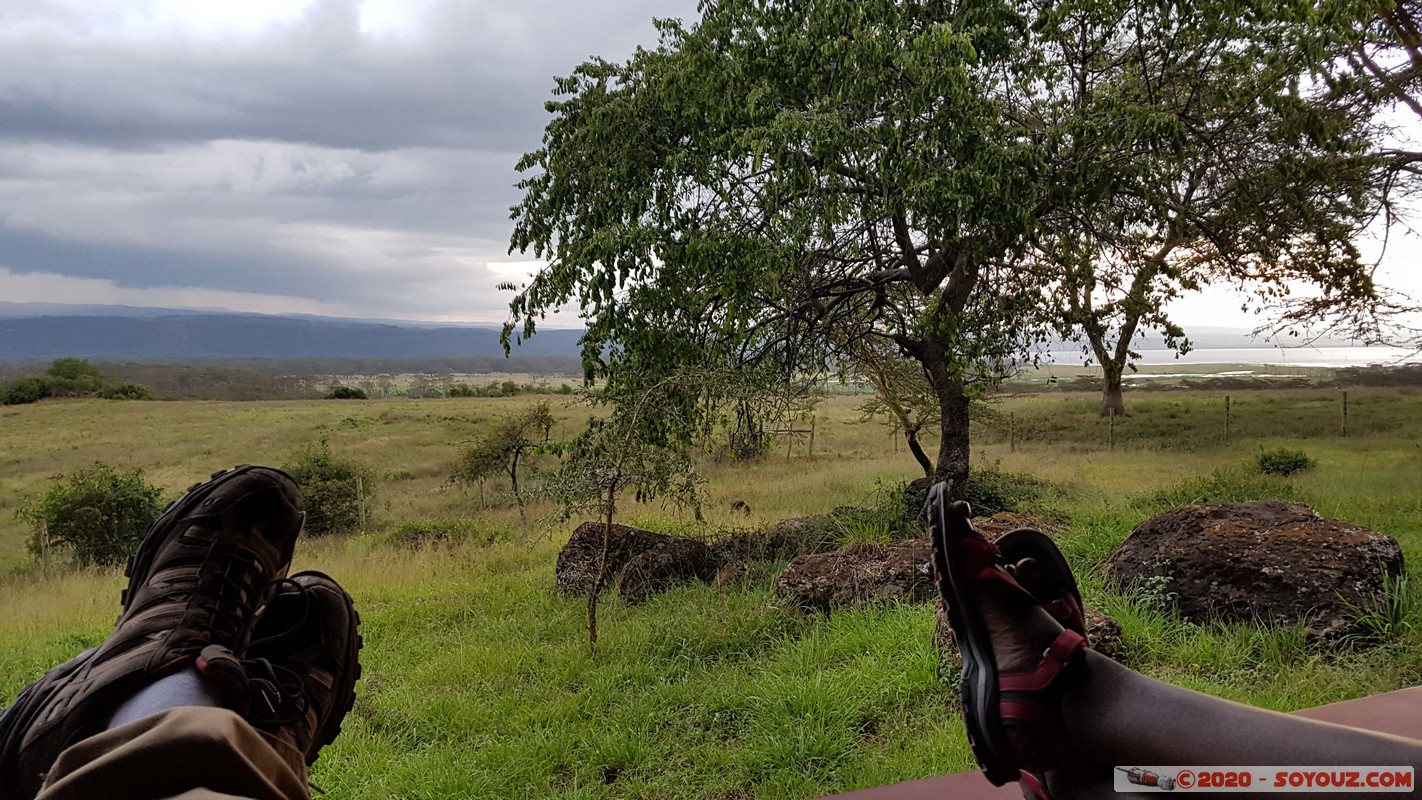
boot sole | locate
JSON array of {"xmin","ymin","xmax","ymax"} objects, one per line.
[{"xmin": 310, "ymin": 583, "xmax": 362, "ymax": 764}]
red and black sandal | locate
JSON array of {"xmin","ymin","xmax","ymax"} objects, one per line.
[
  {"xmin": 996, "ymin": 528, "xmax": 1087, "ymax": 638},
  {"xmin": 927, "ymin": 483, "xmax": 1087, "ymax": 798}
]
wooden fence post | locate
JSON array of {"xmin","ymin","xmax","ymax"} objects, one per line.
[
  {"xmin": 1342, "ymin": 391, "xmax": 1349, "ymax": 437},
  {"xmin": 808, "ymin": 416, "xmax": 816, "ymax": 457},
  {"xmin": 40, "ymin": 522, "xmax": 50, "ymax": 578},
  {"xmin": 1225, "ymin": 395, "xmax": 1231, "ymax": 441},
  {"xmin": 1009, "ymin": 412, "xmax": 1016, "ymax": 453},
  {"xmin": 357, "ymin": 476, "xmax": 367, "ymax": 528}
]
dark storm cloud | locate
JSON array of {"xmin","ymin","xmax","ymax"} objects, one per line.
[
  {"xmin": 0, "ymin": 0, "xmax": 694, "ymax": 153},
  {"xmin": 0, "ymin": 43, "xmax": 520, "ymax": 152},
  {"xmin": 0, "ymin": 226, "xmax": 342, "ymax": 299},
  {"xmin": 0, "ymin": 0, "xmax": 700, "ymax": 320}
]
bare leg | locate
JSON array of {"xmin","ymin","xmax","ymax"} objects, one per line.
[{"xmin": 978, "ymin": 562, "xmax": 1422, "ymax": 800}]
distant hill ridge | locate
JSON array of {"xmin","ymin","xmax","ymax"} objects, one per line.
[
  {"xmin": 0, "ymin": 310, "xmax": 585, "ymax": 359},
  {"xmin": 0, "ymin": 302, "xmax": 1360, "ymax": 360}
]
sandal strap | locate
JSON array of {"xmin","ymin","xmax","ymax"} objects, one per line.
[
  {"xmin": 999, "ymin": 629, "xmax": 1088, "ymax": 796},
  {"xmin": 951, "ymin": 536, "xmax": 1042, "ymax": 598},
  {"xmin": 999, "ymin": 697, "xmax": 1055, "ymax": 730},
  {"xmin": 1000, "ymin": 629, "xmax": 1087, "ymax": 693},
  {"xmin": 1042, "ymin": 595, "xmax": 1085, "ymax": 632},
  {"xmin": 1019, "ymin": 770, "xmax": 1050, "ymax": 800},
  {"xmin": 959, "ymin": 536, "xmax": 999, "ymax": 556}
]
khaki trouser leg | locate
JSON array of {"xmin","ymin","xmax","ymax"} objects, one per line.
[{"xmin": 36, "ymin": 707, "xmax": 309, "ymax": 800}]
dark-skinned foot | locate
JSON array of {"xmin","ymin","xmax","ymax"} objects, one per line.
[
  {"xmin": 976, "ymin": 563, "xmax": 1076, "ymax": 774},
  {"xmin": 929, "ymin": 487, "xmax": 1088, "ymax": 797}
]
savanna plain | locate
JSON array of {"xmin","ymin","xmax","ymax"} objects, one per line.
[{"xmin": 2, "ymin": 386, "xmax": 1421, "ymax": 799}]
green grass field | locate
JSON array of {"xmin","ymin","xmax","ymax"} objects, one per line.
[{"xmin": 1, "ymin": 388, "xmax": 1421, "ymax": 798}]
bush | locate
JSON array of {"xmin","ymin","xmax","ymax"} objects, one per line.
[
  {"xmin": 1138, "ymin": 467, "xmax": 1296, "ymax": 512},
  {"xmin": 0, "ymin": 360, "xmax": 152, "ymax": 404},
  {"xmin": 47, "ymin": 357, "xmax": 103, "ymax": 383},
  {"xmin": 388, "ymin": 517, "xmax": 510, "ymax": 548},
  {"xmin": 44, "ymin": 358, "xmax": 105, "ymax": 395},
  {"xmin": 1257, "ymin": 447, "xmax": 1315, "ymax": 477},
  {"xmin": 964, "ymin": 467, "xmax": 1057, "ymax": 516},
  {"xmin": 282, "ymin": 439, "xmax": 377, "ymax": 535},
  {"xmin": 101, "ymin": 383, "xmax": 153, "ymax": 400},
  {"xmin": 19, "ymin": 464, "xmax": 164, "ymax": 568},
  {"xmin": 325, "ymin": 386, "xmax": 368, "ymax": 400},
  {"xmin": 1, "ymin": 377, "xmax": 49, "ymax": 406},
  {"xmin": 898, "ymin": 466, "xmax": 1057, "ymax": 522},
  {"xmin": 826, "ymin": 489, "xmax": 913, "ymax": 543}
]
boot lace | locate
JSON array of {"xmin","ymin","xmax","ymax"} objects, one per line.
[{"xmin": 191, "ymin": 549, "xmax": 265, "ymax": 649}]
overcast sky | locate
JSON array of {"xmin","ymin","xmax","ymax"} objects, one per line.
[
  {"xmin": 0, "ymin": 0, "xmax": 701, "ymax": 324},
  {"xmin": 0, "ymin": 0, "xmax": 1418, "ymax": 335}
]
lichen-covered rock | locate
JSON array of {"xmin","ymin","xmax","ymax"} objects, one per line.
[
  {"xmin": 555, "ymin": 522, "xmax": 689, "ymax": 596},
  {"xmin": 1106, "ymin": 500, "xmax": 1404, "ymax": 638},
  {"xmin": 1084, "ymin": 604, "xmax": 1126, "ymax": 665},
  {"xmin": 708, "ymin": 516, "xmax": 837, "ymax": 564},
  {"xmin": 618, "ymin": 538, "xmax": 716, "ymax": 604},
  {"xmin": 774, "ymin": 539, "xmax": 935, "ymax": 611}
]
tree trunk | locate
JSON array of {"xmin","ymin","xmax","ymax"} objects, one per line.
[
  {"xmin": 934, "ymin": 380, "xmax": 971, "ymax": 501},
  {"xmin": 905, "ymin": 424, "xmax": 933, "ymax": 479},
  {"xmin": 907, "ymin": 341, "xmax": 973, "ymax": 501},
  {"xmin": 510, "ymin": 453, "xmax": 528, "ymax": 537},
  {"xmin": 587, "ymin": 482, "xmax": 618, "ymax": 650},
  {"xmin": 1101, "ymin": 364, "xmax": 1126, "ymax": 417},
  {"xmin": 588, "ymin": 520, "xmax": 607, "ymax": 650},
  {"xmin": 917, "ymin": 352, "xmax": 971, "ymax": 501}
]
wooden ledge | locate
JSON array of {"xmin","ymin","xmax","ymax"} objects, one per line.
[{"xmin": 820, "ymin": 687, "xmax": 1422, "ymax": 799}]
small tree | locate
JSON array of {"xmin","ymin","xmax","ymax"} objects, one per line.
[
  {"xmin": 450, "ymin": 401, "xmax": 555, "ymax": 535},
  {"xmin": 543, "ymin": 384, "xmax": 704, "ymax": 649},
  {"xmin": 283, "ymin": 439, "xmax": 377, "ymax": 535},
  {"xmin": 19, "ymin": 463, "xmax": 164, "ymax": 569},
  {"xmin": 449, "ymin": 436, "xmax": 503, "ymax": 509}
]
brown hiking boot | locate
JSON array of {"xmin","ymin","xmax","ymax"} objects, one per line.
[
  {"xmin": 242, "ymin": 571, "xmax": 361, "ymax": 773},
  {"xmin": 0, "ymin": 465, "xmax": 304, "ymax": 800}
]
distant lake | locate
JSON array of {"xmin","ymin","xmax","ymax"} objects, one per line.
[{"xmin": 1043, "ymin": 346, "xmax": 1422, "ymax": 370}]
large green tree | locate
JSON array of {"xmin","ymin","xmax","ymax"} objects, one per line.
[
  {"xmin": 1328, "ymin": 0, "xmax": 1422, "ymax": 119},
  {"xmin": 1028, "ymin": 2, "xmax": 1386, "ymax": 416},
  {"xmin": 507, "ymin": 0, "xmax": 1376, "ymax": 494},
  {"xmin": 1314, "ymin": 0, "xmax": 1422, "ymax": 347}
]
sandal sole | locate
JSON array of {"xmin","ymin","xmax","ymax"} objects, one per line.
[{"xmin": 928, "ymin": 484, "xmax": 1020, "ymax": 786}]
